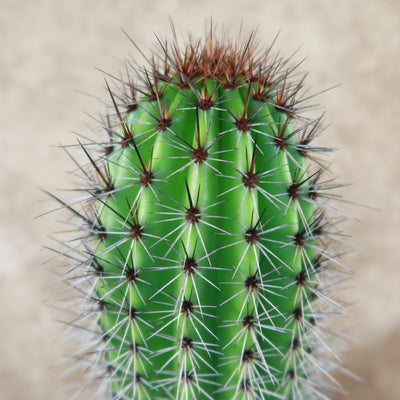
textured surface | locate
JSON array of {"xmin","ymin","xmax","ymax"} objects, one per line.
[
  {"xmin": 0, "ymin": 0, "xmax": 399, "ymax": 399},
  {"xmin": 80, "ymin": 45, "xmax": 326, "ymax": 398}
]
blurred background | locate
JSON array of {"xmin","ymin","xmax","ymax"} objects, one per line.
[{"xmin": 0, "ymin": 0, "xmax": 398, "ymax": 399}]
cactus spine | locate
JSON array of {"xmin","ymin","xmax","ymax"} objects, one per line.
[{"xmin": 54, "ymin": 28, "xmax": 349, "ymax": 400}]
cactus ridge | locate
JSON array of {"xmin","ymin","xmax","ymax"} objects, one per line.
[{"xmin": 51, "ymin": 27, "xmax": 351, "ymax": 400}]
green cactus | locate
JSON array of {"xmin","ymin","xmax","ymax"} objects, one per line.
[{"xmin": 53, "ymin": 27, "xmax": 349, "ymax": 400}]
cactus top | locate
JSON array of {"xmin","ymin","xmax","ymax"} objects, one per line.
[{"xmin": 58, "ymin": 28, "xmax": 348, "ymax": 400}]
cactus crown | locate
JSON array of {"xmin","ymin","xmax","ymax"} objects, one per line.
[{"xmin": 52, "ymin": 26, "xmax": 350, "ymax": 400}]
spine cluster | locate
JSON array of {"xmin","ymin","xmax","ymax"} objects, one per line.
[{"xmin": 52, "ymin": 29, "xmax": 350, "ymax": 400}]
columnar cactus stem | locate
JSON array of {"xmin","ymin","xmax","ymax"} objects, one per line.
[{"xmin": 52, "ymin": 26, "xmax": 350, "ymax": 400}]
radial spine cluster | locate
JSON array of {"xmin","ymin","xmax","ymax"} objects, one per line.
[{"xmin": 54, "ymin": 27, "xmax": 350, "ymax": 400}]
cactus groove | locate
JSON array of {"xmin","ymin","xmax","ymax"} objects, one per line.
[{"xmin": 54, "ymin": 27, "xmax": 350, "ymax": 400}]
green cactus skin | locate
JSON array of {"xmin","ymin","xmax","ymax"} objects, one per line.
[{"xmin": 54, "ymin": 28, "xmax": 349, "ymax": 400}]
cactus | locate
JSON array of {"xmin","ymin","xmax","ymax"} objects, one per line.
[{"xmin": 51, "ymin": 26, "xmax": 350, "ymax": 400}]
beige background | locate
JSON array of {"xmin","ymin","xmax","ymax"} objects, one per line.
[{"xmin": 0, "ymin": 0, "xmax": 399, "ymax": 399}]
